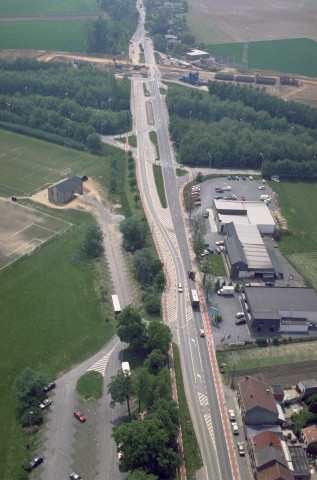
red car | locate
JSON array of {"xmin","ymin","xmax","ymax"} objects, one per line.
[
  {"xmin": 74, "ymin": 411, "xmax": 86, "ymax": 423},
  {"xmin": 241, "ymin": 195, "xmax": 246, "ymax": 201},
  {"xmin": 195, "ymin": 201, "xmax": 201, "ymax": 206}
]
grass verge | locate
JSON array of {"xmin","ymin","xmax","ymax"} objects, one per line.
[
  {"xmin": 173, "ymin": 342, "xmax": 203, "ymax": 478},
  {"xmin": 149, "ymin": 131, "xmax": 160, "ymax": 159},
  {"xmin": 199, "ymin": 254, "xmax": 226, "ymax": 276},
  {"xmin": 153, "ymin": 164, "xmax": 167, "ymax": 209},
  {"xmin": 128, "ymin": 135, "xmax": 137, "ymax": 148},
  {"xmin": 76, "ymin": 371, "xmax": 104, "ymax": 399}
]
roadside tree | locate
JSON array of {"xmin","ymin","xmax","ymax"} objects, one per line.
[
  {"xmin": 82, "ymin": 223, "xmax": 104, "ymax": 259},
  {"xmin": 144, "ymin": 349, "xmax": 166, "ymax": 375},
  {"xmin": 147, "ymin": 320, "xmax": 172, "ymax": 355},
  {"xmin": 13, "ymin": 367, "xmax": 47, "ymax": 412},
  {"xmin": 119, "ymin": 217, "xmax": 148, "ymax": 251},
  {"xmin": 116, "ymin": 305, "xmax": 147, "ymax": 351},
  {"xmin": 107, "ymin": 370, "xmax": 135, "ymax": 417}
]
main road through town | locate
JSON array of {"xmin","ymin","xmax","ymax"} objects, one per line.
[{"xmin": 131, "ymin": 3, "xmax": 237, "ymax": 479}]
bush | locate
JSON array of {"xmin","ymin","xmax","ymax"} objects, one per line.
[
  {"xmin": 20, "ymin": 408, "xmax": 43, "ymax": 428},
  {"xmin": 272, "ymin": 337, "xmax": 280, "ymax": 345},
  {"xmin": 256, "ymin": 337, "xmax": 268, "ymax": 347},
  {"xmin": 144, "ymin": 294, "xmax": 161, "ymax": 314}
]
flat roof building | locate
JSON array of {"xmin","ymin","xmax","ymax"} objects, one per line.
[{"xmin": 186, "ymin": 49, "xmax": 210, "ymax": 61}]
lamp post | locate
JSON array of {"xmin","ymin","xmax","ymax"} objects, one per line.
[
  {"xmin": 25, "ymin": 86, "xmax": 28, "ymax": 97},
  {"xmin": 67, "ymin": 118, "xmax": 70, "ymax": 145},
  {"xmin": 30, "ymin": 411, "xmax": 33, "ymax": 440},
  {"xmin": 108, "ymin": 98, "xmax": 111, "ymax": 110},
  {"xmin": 208, "ymin": 152, "xmax": 212, "ymax": 174},
  {"xmin": 260, "ymin": 152, "xmax": 264, "ymax": 172}
]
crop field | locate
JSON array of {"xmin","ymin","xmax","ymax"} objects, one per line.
[
  {"xmin": 0, "ymin": 198, "xmax": 71, "ymax": 269},
  {"xmin": 204, "ymin": 39, "xmax": 317, "ymax": 78},
  {"xmin": 0, "ymin": 129, "xmax": 103, "ymax": 197},
  {"xmin": 0, "ymin": 0, "xmax": 100, "ymax": 14},
  {"xmin": 0, "ymin": 20, "xmax": 85, "ymax": 51},
  {"xmin": 187, "ymin": 0, "xmax": 317, "ymax": 45}
]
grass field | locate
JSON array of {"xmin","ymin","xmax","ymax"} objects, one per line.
[
  {"xmin": 0, "ymin": 129, "xmax": 106, "ymax": 197},
  {"xmin": 0, "ymin": 20, "xmax": 85, "ymax": 51},
  {"xmin": 204, "ymin": 38, "xmax": 317, "ymax": 77},
  {"xmin": 0, "ymin": 0, "xmax": 100, "ymax": 14},
  {"xmin": 216, "ymin": 341, "xmax": 317, "ymax": 371}
]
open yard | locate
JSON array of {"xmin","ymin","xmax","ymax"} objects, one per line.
[{"xmin": 187, "ymin": 0, "xmax": 317, "ymax": 45}]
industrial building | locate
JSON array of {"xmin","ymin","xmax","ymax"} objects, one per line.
[
  {"xmin": 242, "ymin": 287, "xmax": 317, "ymax": 333},
  {"xmin": 48, "ymin": 176, "xmax": 83, "ymax": 205},
  {"xmin": 185, "ymin": 49, "xmax": 210, "ymax": 61}
]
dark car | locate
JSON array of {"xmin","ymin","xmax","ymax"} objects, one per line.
[
  {"xmin": 227, "ymin": 175, "xmax": 231, "ymax": 180},
  {"xmin": 242, "ymin": 176, "xmax": 246, "ymax": 180},
  {"xmin": 203, "ymin": 211, "xmax": 209, "ymax": 218},
  {"xmin": 70, "ymin": 473, "xmax": 82, "ymax": 480},
  {"xmin": 43, "ymin": 382, "xmax": 56, "ymax": 393},
  {"xmin": 207, "ymin": 248, "xmax": 214, "ymax": 254},
  {"xmin": 235, "ymin": 318, "xmax": 246, "ymax": 325},
  {"xmin": 265, "ymin": 281, "xmax": 275, "ymax": 287},
  {"xmin": 27, "ymin": 457, "xmax": 43, "ymax": 471},
  {"xmin": 74, "ymin": 411, "xmax": 86, "ymax": 423}
]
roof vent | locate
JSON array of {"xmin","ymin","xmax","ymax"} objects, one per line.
[
  {"xmin": 246, "ymin": 375, "xmax": 249, "ymax": 380},
  {"xmin": 267, "ymin": 389, "xmax": 270, "ymax": 394}
]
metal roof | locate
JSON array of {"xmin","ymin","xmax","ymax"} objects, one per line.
[
  {"xmin": 52, "ymin": 176, "xmax": 83, "ymax": 194},
  {"xmin": 214, "ymin": 200, "xmax": 275, "ymax": 227},
  {"xmin": 245, "ymin": 286, "xmax": 317, "ymax": 313}
]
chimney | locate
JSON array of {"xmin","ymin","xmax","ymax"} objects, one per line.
[{"xmin": 266, "ymin": 389, "xmax": 270, "ymax": 394}]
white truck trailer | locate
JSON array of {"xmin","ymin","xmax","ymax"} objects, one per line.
[{"xmin": 217, "ymin": 286, "xmax": 234, "ymax": 296}]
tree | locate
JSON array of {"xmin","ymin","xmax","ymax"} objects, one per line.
[
  {"xmin": 82, "ymin": 223, "xmax": 104, "ymax": 258},
  {"xmin": 119, "ymin": 217, "xmax": 148, "ymax": 251},
  {"xmin": 133, "ymin": 193, "xmax": 140, "ymax": 207},
  {"xmin": 144, "ymin": 349, "xmax": 166, "ymax": 375},
  {"xmin": 204, "ymin": 276, "xmax": 214, "ymax": 302},
  {"xmin": 147, "ymin": 320, "xmax": 172, "ymax": 355},
  {"xmin": 147, "ymin": 398, "xmax": 180, "ymax": 443},
  {"xmin": 144, "ymin": 294, "xmax": 161, "ymax": 314},
  {"xmin": 196, "ymin": 171, "xmax": 203, "ymax": 183},
  {"xmin": 116, "ymin": 305, "xmax": 147, "ymax": 351},
  {"xmin": 107, "ymin": 370, "xmax": 135, "ymax": 417},
  {"xmin": 200, "ymin": 260, "xmax": 210, "ymax": 285},
  {"xmin": 86, "ymin": 132, "xmax": 101, "ymax": 152},
  {"xmin": 133, "ymin": 367, "xmax": 151, "ymax": 414},
  {"xmin": 129, "ymin": 178, "xmax": 137, "ymax": 190},
  {"xmin": 13, "ymin": 367, "xmax": 47, "ymax": 412},
  {"xmin": 112, "ymin": 417, "xmax": 181, "ymax": 478},
  {"xmin": 127, "ymin": 469, "xmax": 158, "ymax": 480},
  {"xmin": 214, "ymin": 278, "xmax": 220, "ymax": 292},
  {"xmin": 133, "ymin": 249, "xmax": 163, "ymax": 285},
  {"xmin": 153, "ymin": 272, "xmax": 166, "ymax": 292}
]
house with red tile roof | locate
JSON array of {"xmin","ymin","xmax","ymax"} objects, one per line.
[
  {"xmin": 249, "ymin": 430, "xmax": 294, "ymax": 480},
  {"xmin": 301, "ymin": 425, "xmax": 317, "ymax": 449},
  {"xmin": 238, "ymin": 376, "xmax": 279, "ymax": 425}
]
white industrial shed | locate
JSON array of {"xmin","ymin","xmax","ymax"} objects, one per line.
[{"xmin": 214, "ymin": 200, "xmax": 275, "ymax": 235}]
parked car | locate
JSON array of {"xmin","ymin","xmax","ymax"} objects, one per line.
[
  {"xmin": 203, "ymin": 250, "xmax": 210, "ymax": 255},
  {"xmin": 204, "ymin": 243, "xmax": 209, "ymax": 247},
  {"xmin": 214, "ymin": 195, "xmax": 223, "ymax": 199},
  {"xmin": 200, "ymin": 329, "xmax": 205, "ymax": 337},
  {"xmin": 227, "ymin": 175, "xmax": 231, "ymax": 180},
  {"xmin": 228, "ymin": 409, "xmax": 235, "ymax": 421},
  {"xmin": 27, "ymin": 457, "xmax": 43, "ymax": 471},
  {"xmin": 235, "ymin": 318, "xmax": 246, "ymax": 325},
  {"xmin": 207, "ymin": 248, "xmax": 214, "ymax": 254},
  {"xmin": 258, "ymin": 185, "xmax": 265, "ymax": 190},
  {"xmin": 232, "ymin": 422, "xmax": 239, "ymax": 435},
  {"xmin": 265, "ymin": 281, "xmax": 275, "ymax": 287},
  {"xmin": 215, "ymin": 247, "xmax": 222, "ymax": 254},
  {"xmin": 39, "ymin": 398, "xmax": 51, "ymax": 410},
  {"xmin": 215, "ymin": 187, "xmax": 224, "ymax": 192},
  {"xmin": 195, "ymin": 201, "xmax": 201, "ymax": 206},
  {"xmin": 241, "ymin": 195, "xmax": 246, "ymax": 201},
  {"xmin": 249, "ymin": 175, "xmax": 253, "ymax": 180},
  {"xmin": 237, "ymin": 442, "xmax": 245, "ymax": 456},
  {"xmin": 203, "ymin": 211, "xmax": 209, "ymax": 218},
  {"xmin": 235, "ymin": 176, "xmax": 239, "ymax": 180},
  {"xmin": 70, "ymin": 473, "xmax": 82, "ymax": 480},
  {"xmin": 216, "ymin": 241, "xmax": 225, "ymax": 246},
  {"xmin": 223, "ymin": 186, "xmax": 231, "ymax": 191},
  {"xmin": 43, "ymin": 382, "xmax": 56, "ymax": 393},
  {"xmin": 242, "ymin": 176, "xmax": 246, "ymax": 180},
  {"xmin": 178, "ymin": 283, "xmax": 183, "ymax": 293},
  {"xmin": 74, "ymin": 411, "xmax": 86, "ymax": 423},
  {"xmin": 236, "ymin": 312, "xmax": 244, "ymax": 319}
]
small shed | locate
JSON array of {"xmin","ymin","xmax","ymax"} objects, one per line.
[{"xmin": 48, "ymin": 176, "xmax": 83, "ymax": 205}]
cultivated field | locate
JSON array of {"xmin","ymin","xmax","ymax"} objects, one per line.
[
  {"xmin": 204, "ymin": 38, "xmax": 317, "ymax": 78},
  {"xmin": 0, "ymin": 20, "xmax": 85, "ymax": 51},
  {"xmin": 0, "ymin": 198, "xmax": 71, "ymax": 269},
  {"xmin": 0, "ymin": 129, "xmax": 101, "ymax": 197},
  {"xmin": 218, "ymin": 342, "xmax": 317, "ymax": 386},
  {"xmin": 0, "ymin": 0, "xmax": 100, "ymax": 14},
  {"xmin": 187, "ymin": 0, "xmax": 317, "ymax": 44}
]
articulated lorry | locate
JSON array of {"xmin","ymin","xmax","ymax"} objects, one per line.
[{"xmin": 217, "ymin": 286, "xmax": 234, "ymax": 296}]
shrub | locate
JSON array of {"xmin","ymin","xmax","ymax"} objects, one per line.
[
  {"xmin": 272, "ymin": 337, "xmax": 279, "ymax": 345},
  {"xmin": 20, "ymin": 408, "xmax": 43, "ymax": 428},
  {"xmin": 144, "ymin": 294, "xmax": 161, "ymax": 314},
  {"xmin": 256, "ymin": 337, "xmax": 268, "ymax": 347}
]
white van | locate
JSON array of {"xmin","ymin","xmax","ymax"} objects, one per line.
[{"xmin": 223, "ymin": 186, "xmax": 231, "ymax": 191}]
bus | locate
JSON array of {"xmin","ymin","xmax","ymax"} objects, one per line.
[
  {"xmin": 111, "ymin": 295, "xmax": 122, "ymax": 317},
  {"xmin": 190, "ymin": 289, "xmax": 200, "ymax": 308}
]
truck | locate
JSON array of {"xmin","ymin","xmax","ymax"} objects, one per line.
[
  {"xmin": 260, "ymin": 194, "xmax": 270, "ymax": 201},
  {"xmin": 217, "ymin": 286, "xmax": 234, "ymax": 296}
]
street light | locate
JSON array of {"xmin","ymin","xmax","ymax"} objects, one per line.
[
  {"xmin": 25, "ymin": 86, "xmax": 28, "ymax": 97},
  {"xmin": 108, "ymin": 98, "xmax": 111, "ymax": 110},
  {"xmin": 30, "ymin": 411, "xmax": 33, "ymax": 439}
]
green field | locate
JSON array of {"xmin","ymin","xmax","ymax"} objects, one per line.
[
  {"xmin": 0, "ymin": 129, "xmax": 106, "ymax": 197},
  {"xmin": 0, "ymin": 20, "xmax": 85, "ymax": 51},
  {"xmin": 205, "ymin": 38, "xmax": 317, "ymax": 77},
  {"xmin": 0, "ymin": 0, "xmax": 100, "ymax": 14},
  {"xmin": 216, "ymin": 341, "xmax": 317, "ymax": 371}
]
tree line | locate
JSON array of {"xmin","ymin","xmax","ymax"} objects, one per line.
[
  {"xmin": 82, "ymin": 0, "xmax": 139, "ymax": 54},
  {"xmin": 166, "ymin": 83, "xmax": 317, "ymax": 178},
  {"xmin": 0, "ymin": 59, "xmax": 131, "ymax": 150},
  {"xmin": 107, "ymin": 305, "xmax": 180, "ymax": 479}
]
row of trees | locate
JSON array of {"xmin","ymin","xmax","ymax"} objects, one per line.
[
  {"xmin": 166, "ymin": 84, "xmax": 317, "ymax": 178},
  {"xmin": 107, "ymin": 306, "xmax": 179, "ymax": 479},
  {"xmin": 83, "ymin": 0, "xmax": 139, "ymax": 54},
  {"xmin": 0, "ymin": 61, "xmax": 131, "ymax": 149}
]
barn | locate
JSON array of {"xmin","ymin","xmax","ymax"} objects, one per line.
[{"xmin": 48, "ymin": 176, "xmax": 83, "ymax": 205}]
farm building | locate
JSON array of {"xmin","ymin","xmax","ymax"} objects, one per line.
[
  {"xmin": 242, "ymin": 287, "xmax": 317, "ymax": 334},
  {"xmin": 214, "ymin": 200, "xmax": 275, "ymax": 235},
  {"xmin": 186, "ymin": 49, "xmax": 210, "ymax": 61},
  {"xmin": 296, "ymin": 379, "xmax": 317, "ymax": 399},
  {"xmin": 48, "ymin": 176, "xmax": 83, "ymax": 205},
  {"xmin": 224, "ymin": 223, "xmax": 275, "ymax": 280}
]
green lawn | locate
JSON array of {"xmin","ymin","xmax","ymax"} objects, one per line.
[
  {"xmin": 0, "ymin": 0, "xmax": 100, "ymax": 14},
  {"xmin": 77, "ymin": 371, "xmax": 104, "ymax": 399},
  {"xmin": 205, "ymin": 38, "xmax": 317, "ymax": 77},
  {"xmin": 1, "ymin": 207, "xmax": 115, "ymax": 479},
  {"xmin": 0, "ymin": 129, "xmax": 111, "ymax": 197},
  {"xmin": 0, "ymin": 20, "xmax": 85, "ymax": 51}
]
